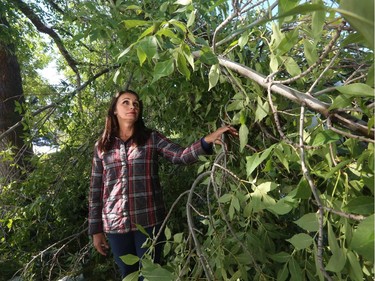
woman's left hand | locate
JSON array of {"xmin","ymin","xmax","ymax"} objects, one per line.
[{"xmin": 203, "ymin": 125, "xmax": 238, "ymax": 144}]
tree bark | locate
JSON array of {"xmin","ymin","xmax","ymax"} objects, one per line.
[{"xmin": 0, "ymin": 12, "xmax": 27, "ymax": 185}]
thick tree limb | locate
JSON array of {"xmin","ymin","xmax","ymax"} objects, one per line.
[
  {"xmin": 12, "ymin": 0, "xmax": 79, "ymax": 76},
  {"xmin": 215, "ymin": 56, "xmax": 374, "ymax": 139}
]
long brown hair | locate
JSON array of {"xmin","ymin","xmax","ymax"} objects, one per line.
[{"xmin": 97, "ymin": 90, "xmax": 151, "ymax": 152}]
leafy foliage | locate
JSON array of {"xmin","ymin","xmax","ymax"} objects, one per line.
[{"xmin": 0, "ymin": 0, "xmax": 373, "ymax": 280}]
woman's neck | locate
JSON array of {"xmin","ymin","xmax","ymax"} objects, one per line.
[{"xmin": 118, "ymin": 123, "xmax": 134, "ymax": 141}]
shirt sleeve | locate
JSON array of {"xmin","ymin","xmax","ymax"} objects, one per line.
[
  {"xmin": 155, "ymin": 131, "xmax": 212, "ymax": 164},
  {"xmin": 88, "ymin": 144, "xmax": 104, "ymax": 235},
  {"xmin": 200, "ymin": 137, "xmax": 213, "ymax": 154}
]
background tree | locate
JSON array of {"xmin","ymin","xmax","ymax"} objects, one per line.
[
  {"xmin": 0, "ymin": 0, "xmax": 373, "ymax": 280},
  {"xmin": 0, "ymin": 4, "xmax": 28, "ymax": 184}
]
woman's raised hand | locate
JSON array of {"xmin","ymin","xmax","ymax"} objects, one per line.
[{"xmin": 203, "ymin": 125, "xmax": 238, "ymax": 144}]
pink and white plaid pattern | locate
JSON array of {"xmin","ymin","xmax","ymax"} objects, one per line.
[{"xmin": 88, "ymin": 131, "xmax": 206, "ymax": 235}]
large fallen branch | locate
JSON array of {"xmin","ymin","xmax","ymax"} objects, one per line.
[{"xmin": 216, "ymin": 56, "xmax": 374, "ymax": 140}]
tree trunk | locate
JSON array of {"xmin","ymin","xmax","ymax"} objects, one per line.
[{"xmin": 0, "ymin": 12, "xmax": 28, "ymax": 185}]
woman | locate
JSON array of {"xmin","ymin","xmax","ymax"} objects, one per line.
[{"xmin": 88, "ymin": 89, "xmax": 235, "ymax": 279}]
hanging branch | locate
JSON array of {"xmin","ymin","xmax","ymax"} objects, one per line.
[
  {"xmin": 186, "ymin": 171, "xmax": 215, "ymax": 281},
  {"xmin": 298, "ymin": 104, "xmax": 332, "ymax": 281},
  {"xmin": 210, "ymin": 153, "xmax": 261, "ymax": 273}
]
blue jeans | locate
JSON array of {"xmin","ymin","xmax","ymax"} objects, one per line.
[{"xmin": 106, "ymin": 225, "xmax": 164, "ymax": 280}]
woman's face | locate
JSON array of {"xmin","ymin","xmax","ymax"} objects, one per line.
[{"xmin": 114, "ymin": 92, "xmax": 140, "ymax": 124}]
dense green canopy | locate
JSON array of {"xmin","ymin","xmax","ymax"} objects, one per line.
[{"xmin": 0, "ymin": 0, "xmax": 373, "ymax": 280}]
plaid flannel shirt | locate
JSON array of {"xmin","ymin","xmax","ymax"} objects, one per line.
[{"xmin": 88, "ymin": 130, "xmax": 210, "ymax": 235}]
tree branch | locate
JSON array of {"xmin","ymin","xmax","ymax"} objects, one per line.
[
  {"xmin": 298, "ymin": 105, "xmax": 332, "ymax": 281},
  {"xmin": 0, "ymin": 66, "xmax": 117, "ymax": 142},
  {"xmin": 213, "ymin": 55, "xmax": 374, "ymax": 139},
  {"xmin": 13, "ymin": 0, "xmax": 79, "ymax": 77}
]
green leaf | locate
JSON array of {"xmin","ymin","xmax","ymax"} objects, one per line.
[
  {"xmin": 169, "ymin": 19, "xmax": 187, "ymax": 33},
  {"xmin": 125, "ymin": 5, "xmax": 143, "ymax": 15},
  {"xmin": 157, "ymin": 28, "xmax": 177, "ymax": 39},
  {"xmin": 208, "ymin": 64, "xmax": 219, "ymax": 91},
  {"xmin": 274, "ymin": 3, "xmax": 326, "ymax": 21},
  {"xmin": 113, "ymin": 69, "xmax": 121, "ymax": 83},
  {"xmin": 277, "ymin": 263, "xmax": 289, "ymax": 281},
  {"xmin": 350, "ymin": 215, "xmax": 374, "ymax": 263},
  {"xmin": 326, "ymin": 247, "xmax": 346, "ymax": 273},
  {"xmin": 137, "ymin": 48, "xmax": 147, "ymax": 66},
  {"xmin": 152, "ymin": 59, "xmax": 174, "ymax": 83},
  {"xmin": 287, "ymin": 233, "xmax": 313, "ymax": 250},
  {"xmin": 186, "ymin": 10, "xmax": 196, "ymax": 28},
  {"xmin": 312, "ymin": 0, "xmax": 325, "ymax": 40},
  {"xmin": 231, "ymin": 196, "xmax": 240, "ymax": 212},
  {"xmin": 239, "ymin": 124, "xmax": 249, "ymax": 152},
  {"xmin": 246, "ymin": 145, "xmax": 274, "ymax": 176},
  {"xmin": 282, "ymin": 56, "xmax": 301, "ymax": 76},
  {"xmin": 329, "ymin": 94, "xmax": 352, "ymax": 110},
  {"xmin": 270, "ymin": 54, "xmax": 279, "ymax": 72},
  {"xmin": 164, "ymin": 226, "xmax": 171, "ymax": 240},
  {"xmin": 323, "ymin": 159, "xmax": 351, "ymax": 180},
  {"xmin": 123, "ymin": 271, "xmax": 139, "ymax": 281},
  {"xmin": 270, "ymin": 23, "xmax": 284, "ymax": 50},
  {"xmin": 337, "ymin": 0, "xmax": 374, "ymax": 50},
  {"xmin": 303, "ymin": 39, "xmax": 318, "ymax": 66},
  {"xmin": 120, "ymin": 254, "xmax": 139, "ymax": 265},
  {"xmin": 336, "ymin": 83, "xmax": 374, "ymax": 97},
  {"xmin": 257, "ymin": 182, "xmax": 278, "ymax": 193},
  {"xmin": 343, "ymin": 196, "xmax": 374, "ymax": 215},
  {"xmin": 347, "ymin": 250, "xmax": 364, "ymax": 281},
  {"xmin": 294, "ymin": 179, "xmax": 312, "ymax": 199},
  {"xmin": 255, "ymin": 97, "xmax": 269, "ymax": 122},
  {"xmin": 173, "ymin": 232, "xmax": 183, "ymax": 243},
  {"xmin": 267, "ymin": 198, "xmax": 293, "ymax": 215},
  {"xmin": 174, "ymin": 0, "xmax": 191, "ymax": 5},
  {"xmin": 288, "ymin": 258, "xmax": 303, "ymax": 281},
  {"xmin": 138, "ymin": 36, "xmax": 158, "ymax": 59},
  {"xmin": 181, "ymin": 43, "xmax": 194, "ymax": 70},
  {"xmin": 176, "ymin": 52, "xmax": 190, "ymax": 80},
  {"xmin": 199, "ymin": 48, "xmax": 218, "ymax": 65},
  {"xmin": 118, "ymin": 44, "xmax": 135, "ymax": 60},
  {"xmin": 236, "ymin": 252, "xmax": 253, "ymax": 264},
  {"xmin": 238, "ymin": 33, "xmax": 249, "ymax": 50},
  {"xmin": 139, "ymin": 25, "xmax": 155, "ymax": 39},
  {"xmin": 218, "ymin": 193, "xmax": 232, "ymax": 203},
  {"xmin": 294, "ymin": 213, "xmax": 319, "ymax": 232},
  {"xmin": 142, "ymin": 260, "xmax": 174, "ymax": 281},
  {"xmin": 123, "ymin": 20, "xmax": 150, "ymax": 29},
  {"xmin": 311, "ymin": 129, "xmax": 341, "ymax": 146},
  {"xmin": 327, "ymin": 221, "xmax": 340, "ymax": 256},
  {"xmin": 269, "ymin": 251, "xmax": 291, "ymax": 263}
]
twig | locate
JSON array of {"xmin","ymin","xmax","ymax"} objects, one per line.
[
  {"xmin": 15, "ymin": 225, "xmax": 88, "ymax": 279},
  {"xmin": 215, "ymin": 1, "xmax": 278, "ymax": 47},
  {"xmin": 276, "ymin": 22, "xmax": 344, "ymax": 85},
  {"xmin": 308, "ymin": 51, "xmax": 340, "ymax": 95},
  {"xmin": 322, "ymin": 206, "xmax": 365, "ymax": 221},
  {"xmin": 327, "ymin": 116, "xmax": 375, "ymax": 143}
]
